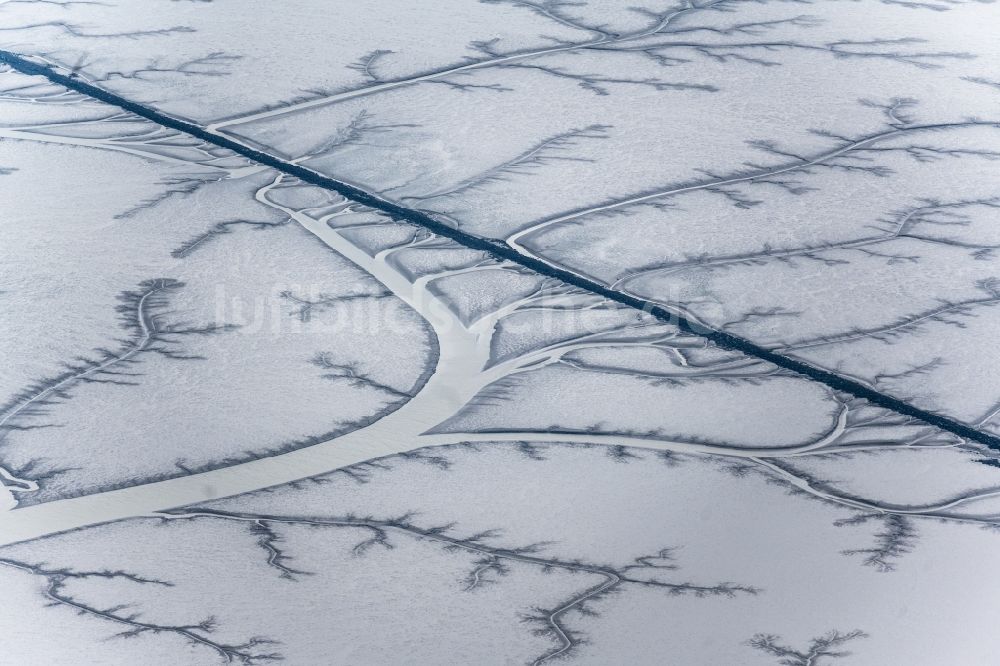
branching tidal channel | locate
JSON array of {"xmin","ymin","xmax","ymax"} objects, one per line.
[{"xmin": 0, "ymin": 48, "xmax": 997, "ymax": 453}]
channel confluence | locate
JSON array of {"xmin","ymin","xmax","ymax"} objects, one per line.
[{"xmin": 3, "ymin": 48, "xmax": 998, "ymax": 450}]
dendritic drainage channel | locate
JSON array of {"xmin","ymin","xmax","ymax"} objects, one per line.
[{"xmin": 3, "ymin": 49, "xmax": 998, "ymax": 450}]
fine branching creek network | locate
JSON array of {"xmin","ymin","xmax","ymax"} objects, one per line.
[{"xmin": 1, "ymin": 0, "xmax": 1000, "ymax": 663}]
